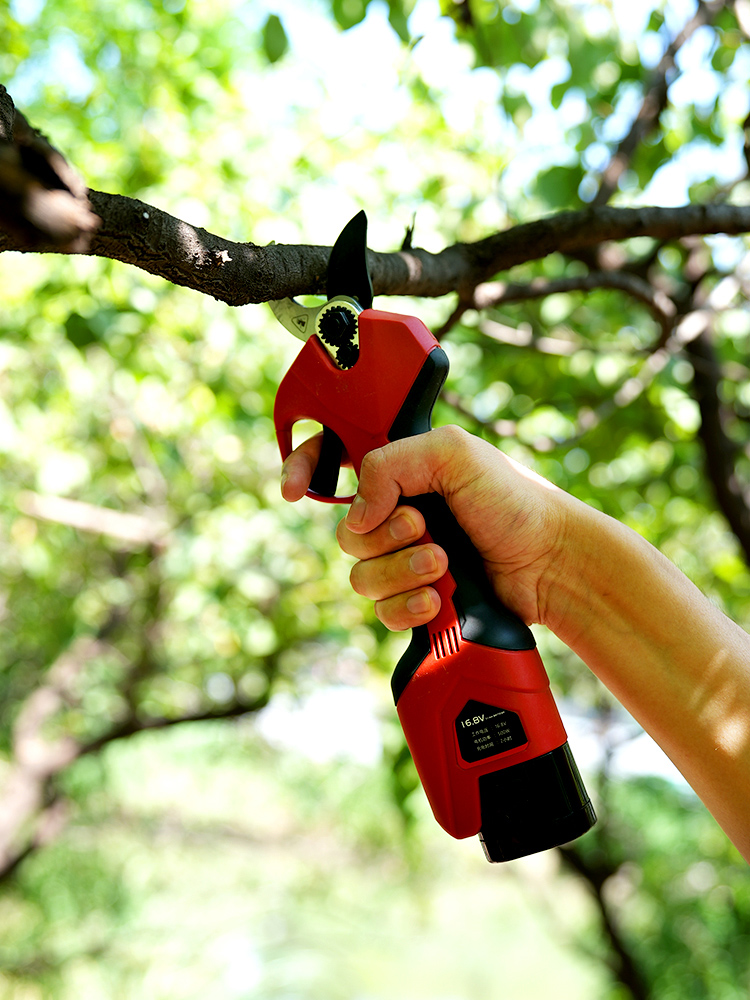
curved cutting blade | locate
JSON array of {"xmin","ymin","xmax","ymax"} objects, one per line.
[{"xmin": 326, "ymin": 210, "xmax": 373, "ymax": 309}]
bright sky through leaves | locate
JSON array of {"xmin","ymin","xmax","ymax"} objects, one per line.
[{"xmin": 7, "ymin": 0, "xmax": 747, "ymax": 773}]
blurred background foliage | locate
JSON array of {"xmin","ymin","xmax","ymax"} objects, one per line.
[{"xmin": 1, "ymin": 0, "xmax": 749, "ymax": 997}]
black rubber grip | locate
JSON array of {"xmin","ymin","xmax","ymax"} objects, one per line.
[
  {"xmin": 408, "ymin": 493, "xmax": 536, "ymax": 652},
  {"xmin": 386, "ymin": 348, "xmax": 535, "ymax": 704},
  {"xmin": 310, "ymin": 425, "xmax": 345, "ymax": 497},
  {"xmin": 390, "ymin": 492, "xmax": 536, "ymax": 703}
]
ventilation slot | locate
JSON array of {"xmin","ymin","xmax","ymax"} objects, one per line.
[{"xmin": 431, "ymin": 626, "xmax": 460, "ymax": 659}]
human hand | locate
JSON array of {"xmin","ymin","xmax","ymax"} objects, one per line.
[{"xmin": 281, "ymin": 426, "xmax": 569, "ymax": 632}]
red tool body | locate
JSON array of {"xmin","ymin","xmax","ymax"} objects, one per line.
[{"xmin": 275, "ymin": 298, "xmax": 595, "ymax": 861}]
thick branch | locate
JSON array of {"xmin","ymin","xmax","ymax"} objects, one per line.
[
  {"xmin": 2, "ymin": 193, "xmax": 750, "ymax": 306},
  {"xmin": 2, "ymin": 84, "xmax": 750, "ymax": 303}
]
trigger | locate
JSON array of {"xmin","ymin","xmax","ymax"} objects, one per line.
[{"xmin": 310, "ymin": 426, "xmax": 344, "ymax": 497}]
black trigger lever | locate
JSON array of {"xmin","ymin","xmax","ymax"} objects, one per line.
[{"xmin": 310, "ymin": 426, "xmax": 344, "ymax": 497}]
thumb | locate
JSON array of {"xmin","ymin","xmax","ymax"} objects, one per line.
[{"xmin": 345, "ymin": 427, "xmax": 466, "ymax": 534}]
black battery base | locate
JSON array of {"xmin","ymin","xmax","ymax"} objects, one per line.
[{"xmin": 477, "ymin": 742, "xmax": 596, "ymax": 863}]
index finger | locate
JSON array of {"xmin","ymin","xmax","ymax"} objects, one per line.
[
  {"xmin": 336, "ymin": 505, "xmax": 426, "ymax": 561},
  {"xmin": 280, "ymin": 433, "xmax": 322, "ymax": 501}
]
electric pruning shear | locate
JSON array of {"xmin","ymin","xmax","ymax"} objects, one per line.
[{"xmin": 271, "ymin": 212, "xmax": 595, "ymax": 862}]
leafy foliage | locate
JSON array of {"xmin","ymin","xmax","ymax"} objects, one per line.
[
  {"xmin": 1, "ymin": 0, "xmax": 750, "ymax": 997},
  {"xmin": 566, "ymin": 777, "xmax": 750, "ymax": 999}
]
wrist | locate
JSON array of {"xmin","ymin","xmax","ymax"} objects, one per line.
[{"xmin": 536, "ymin": 492, "xmax": 626, "ymax": 646}]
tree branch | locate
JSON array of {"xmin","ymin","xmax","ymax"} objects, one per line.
[
  {"xmin": 77, "ymin": 696, "xmax": 270, "ymax": 758},
  {"xmin": 3, "ymin": 188, "xmax": 750, "ymax": 306},
  {"xmin": 686, "ymin": 327, "xmax": 750, "ymax": 563},
  {"xmin": 434, "ymin": 268, "xmax": 677, "ymax": 339},
  {"xmin": 0, "ymin": 662, "xmax": 271, "ymax": 884},
  {"xmin": 559, "ymin": 843, "xmax": 651, "ymax": 1000},
  {"xmin": 0, "ymin": 84, "xmax": 98, "ymax": 249},
  {"xmin": 441, "ymin": 302, "xmax": 709, "ymax": 451},
  {"xmin": 2, "ymin": 84, "xmax": 750, "ymax": 305},
  {"xmin": 0, "ymin": 636, "xmax": 111, "ymax": 878},
  {"xmin": 474, "ymin": 270, "xmax": 677, "ymax": 337},
  {"xmin": 592, "ymin": 0, "xmax": 727, "ymax": 206},
  {"xmin": 0, "ymin": 502, "xmax": 274, "ymax": 881},
  {"xmin": 17, "ymin": 490, "xmax": 170, "ymax": 548}
]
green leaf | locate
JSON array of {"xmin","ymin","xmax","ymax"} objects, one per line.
[
  {"xmin": 332, "ymin": 0, "xmax": 368, "ymax": 30},
  {"xmin": 550, "ymin": 81, "xmax": 567, "ymax": 109},
  {"xmin": 64, "ymin": 311, "xmax": 98, "ymax": 349},
  {"xmin": 647, "ymin": 9, "xmax": 665, "ymax": 32},
  {"xmin": 534, "ymin": 164, "xmax": 584, "ymax": 209},
  {"xmin": 387, "ymin": 0, "xmax": 413, "ymax": 42},
  {"xmin": 262, "ymin": 14, "xmax": 289, "ymax": 64}
]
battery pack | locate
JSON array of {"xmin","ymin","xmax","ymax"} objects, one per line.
[{"xmin": 478, "ymin": 742, "xmax": 596, "ymax": 863}]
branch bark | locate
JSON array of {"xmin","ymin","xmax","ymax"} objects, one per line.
[{"xmin": 3, "ymin": 189, "xmax": 750, "ymax": 306}]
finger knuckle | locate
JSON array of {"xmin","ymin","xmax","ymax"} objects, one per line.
[
  {"xmin": 348, "ymin": 562, "xmax": 369, "ymax": 597},
  {"xmin": 335, "ymin": 517, "xmax": 350, "ymax": 551},
  {"xmin": 359, "ymin": 444, "xmax": 388, "ymax": 480},
  {"xmin": 374, "ymin": 597, "xmax": 407, "ymax": 633},
  {"xmin": 436, "ymin": 424, "xmax": 470, "ymax": 450}
]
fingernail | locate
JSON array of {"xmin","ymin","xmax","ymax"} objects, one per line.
[
  {"xmin": 410, "ymin": 548, "xmax": 437, "ymax": 575},
  {"xmin": 389, "ymin": 512, "xmax": 416, "ymax": 542},
  {"xmin": 347, "ymin": 495, "xmax": 367, "ymax": 526},
  {"xmin": 280, "ymin": 469, "xmax": 289, "ymax": 495},
  {"xmin": 407, "ymin": 591, "xmax": 433, "ymax": 615}
]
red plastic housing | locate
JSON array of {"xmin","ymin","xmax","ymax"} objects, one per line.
[
  {"xmin": 396, "ymin": 641, "xmax": 566, "ymax": 839},
  {"xmin": 274, "ymin": 308, "xmax": 569, "ymax": 842},
  {"xmin": 274, "ymin": 309, "xmax": 438, "ymax": 500}
]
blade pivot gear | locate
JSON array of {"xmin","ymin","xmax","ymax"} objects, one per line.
[{"xmin": 315, "ymin": 298, "xmax": 361, "ymax": 370}]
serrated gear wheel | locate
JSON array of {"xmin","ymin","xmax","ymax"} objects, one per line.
[{"xmin": 318, "ymin": 303, "xmax": 359, "ymax": 369}]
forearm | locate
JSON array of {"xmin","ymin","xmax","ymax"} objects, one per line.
[
  {"xmin": 288, "ymin": 427, "xmax": 750, "ymax": 859},
  {"xmin": 548, "ymin": 496, "xmax": 750, "ymax": 860}
]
